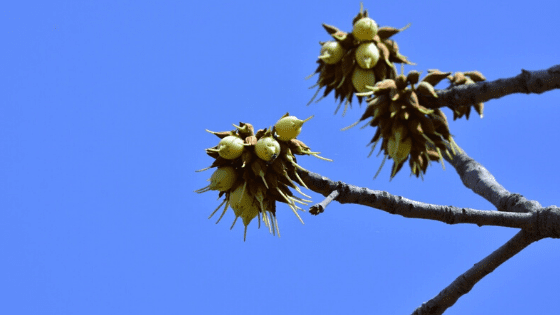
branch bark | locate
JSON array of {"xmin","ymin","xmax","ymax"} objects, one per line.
[
  {"xmin": 419, "ymin": 64, "xmax": 560, "ymax": 111},
  {"xmin": 411, "ymin": 230, "xmax": 543, "ymax": 315},
  {"xmin": 297, "ymin": 136, "xmax": 560, "ymax": 314},
  {"xmin": 428, "ymin": 139, "xmax": 542, "ymax": 213}
]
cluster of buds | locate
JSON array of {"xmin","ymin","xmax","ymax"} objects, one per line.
[
  {"xmin": 347, "ymin": 68, "xmax": 485, "ymax": 179},
  {"xmin": 306, "ymin": 3, "xmax": 414, "ymax": 116},
  {"xmin": 346, "ymin": 67, "xmax": 487, "ymax": 179},
  {"xmin": 195, "ymin": 114, "xmax": 332, "ymax": 240}
]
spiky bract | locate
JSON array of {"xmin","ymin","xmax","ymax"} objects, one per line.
[{"xmin": 197, "ymin": 114, "xmax": 332, "ymax": 240}]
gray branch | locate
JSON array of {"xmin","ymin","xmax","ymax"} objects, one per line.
[
  {"xmin": 411, "ymin": 230, "xmax": 543, "ymax": 315},
  {"xmin": 297, "ymin": 134, "xmax": 560, "ymax": 314},
  {"xmin": 420, "ymin": 64, "xmax": 560, "ymax": 112},
  {"xmin": 298, "ymin": 167, "xmax": 559, "ymax": 235},
  {"xmin": 428, "ymin": 139, "xmax": 542, "ymax": 213},
  {"xmin": 292, "ymin": 64, "xmax": 560, "ymax": 314}
]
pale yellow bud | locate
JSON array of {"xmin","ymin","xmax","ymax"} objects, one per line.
[
  {"xmin": 352, "ymin": 17, "xmax": 378, "ymax": 41},
  {"xmin": 274, "ymin": 115, "xmax": 313, "ymax": 141},
  {"xmin": 255, "ymin": 136, "xmax": 281, "ymax": 161}
]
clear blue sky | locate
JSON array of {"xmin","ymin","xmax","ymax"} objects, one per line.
[{"xmin": 2, "ymin": 1, "xmax": 560, "ymax": 314}]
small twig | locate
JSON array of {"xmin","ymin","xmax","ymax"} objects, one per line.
[{"xmin": 309, "ymin": 181, "xmax": 342, "ymax": 215}]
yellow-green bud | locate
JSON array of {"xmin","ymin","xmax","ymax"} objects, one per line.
[
  {"xmin": 255, "ymin": 136, "xmax": 281, "ymax": 161},
  {"xmin": 355, "ymin": 42, "xmax": 380, "ymax": 69},
  {"xmin": 352, "ymin": 67, "xmax": 376, "ymax": 93},
  {"xmin": 274, "ymin": 115, "xmax": 313, "ymax": 141},
  {"xmin": 388, "ymin": 136, "xmax": 412, "ymax": 165},
  {"xmin": 215, "ymin": 135, "xmax": 244, "ymax": 160},
  {"xmin": 319, "ymin": 41, "xmax": 345, "ymax": 64},
  {"xmin": 352, "ymin": 17, "xmax": 378, "ymax": 41},
  {"xmin": 194, "ymin": 166, "xmax": 238, "ymax": 194}
]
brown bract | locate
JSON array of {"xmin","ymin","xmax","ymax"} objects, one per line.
[{"xmin": 446, "ymin": 71, "xmax": 487, "ymax": 120}]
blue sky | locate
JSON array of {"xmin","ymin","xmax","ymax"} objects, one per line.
[{"xmin": 2, "ymin": 1, "xmax": 560, "ymax": 314}]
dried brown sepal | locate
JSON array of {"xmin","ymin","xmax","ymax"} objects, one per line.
[
  {"xmin": 452, "ymin": 105, "xmax": 469, "ymax": 121},
  {"xmin": 390, "ymin": 160, "xmax": 407, "ymax": 179},
  {"xmin": 405, "ymin": 90, "xmax": 419, "ymax": 107},
  {"xmin": 379, "ymin": 119, "xmax": 394, "ymax": 140},
  {"xmin": 432, "ymin": 108, "xmax": 449, "ymax": 130},
  {"xmin": 417, "ymin": 114, "xmax": 436, "ymax": 135},
  {"xmin": 427, "ymin": 150, "xmax": 441, "ymax": 161},
  {"xmin": 376, "ymin": 23, "xmax": 411, "ymax": 40},
  {"xmin": 406, "ymin": 91, "xmax": 433, "ymax": 115},
  {"xmin": 233, "ymin": 122, "xmax": 255, "ymax": 138},
  {"xmin": 209, "ymin": 156, "xmax": 231, "ymax": 170},
  {"xmin": 420, "ymin": 155, "xmax": 429, "ymax": 173},
  {"xmin": 406, "ymin": 70, "xmax": 421, "ymax": 85},
  {"xmin": 373, "ymin": 61, "xmax": 388, "ymax": 82},
  {"xmin": 244, "ymin": 135, "xmax": 258, "ymax": 146},
  {"xmin": 332, "ymin": 31, "xmax": 348, "ymax": 42},
  {"xmin": 395, "ymin": 75, "xmax": 407, "ymax": 90},
  {"xmin": 464, "ymin": 71, "xmax": 486, "ymax": 82},
  {"xmin": 474, "ymin": 102, "xmax": 484, "ymax": 118},
  {"xmin": 264, "ymin": 171, "xmax": 279, "ymax": 191},
  {"xmin": 449, "ymin": 72, "xmax": 467, "ymax": 85},
  {"xmin": 369, "ymin": 107, "xmax": 388, "ymax": 127},
  {"xmin": 322, "ymin": 23, "xmax": 341, "ymax": 35},
  {"xmin": 407, "ymin": 118, "xmax": 424, "ymax": 139},
  {"xmin": 431, "ymin": 114, "xmax": 451, "ymax": 140},
  {"xmin": 241, "ymin": 150, "xmax": 253, "ymax": 168},
  {"xmin": 288, "ymin": 139, "xmax": 307, "ymax": 155},
  {"xmin": 421, "ymin": 70, "xmax": 452, "ymax": 86},
  {"xmin": 205, "ymin": 129, "xmax": 236, "ymax": 139},
  {"xmin": 383, "ymin": 39, "xmax": 398, "ymax": 55},
  {"xmin": 366, "ymin": 92, "xmax": 390, "ymax": 108},
  {"xmin": 342, "ymin": 49, "xmax": 356, "ymax": 77},
  {"xmin": 373, "ymin": 79, "xmax": 398, "ymax": 92},
  {"xmin": 255, "ymin": 128, "xmax": 267, "ymax": 139},
  {"xmin": 415, "ymin": 81, "xmax": 438, "ymax": 98},
  {"xmin": 390, "ymin": 53, "xmax": 415, "ymax": 65},
  {"xmin": 360, "ymin": 95, "xmax": 388, "ymax": 121},
  {"xmin": 270, "ymin": 157, "xmax": 286, "ymax": 175},
  {"xmin": 376, "ymin": 41, "xmax": 393, "ymax": 67},
  {"xmin": 205, "ymin": 148, "xmax": 220, "ymax": 159}
]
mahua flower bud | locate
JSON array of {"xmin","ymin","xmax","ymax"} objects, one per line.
[
  {"xmin": 388, "ymin": 136, "xmax": 412, "ymax": 165},
  {"xmin": 229, "ymin": 182, "xmax": 254, "ymax": 218},
  {"xmin": 274, "ymin": 115, "xmax": 313, "ymax": 141},
  {"xmin": 319, "ymin": 41, "xmax": 345, "ymax": 64},
  {"xmin": 352, "ymin": 17, "xmax": 378, "ymax": 41},
  {"xmin": 255, "ymin": 136, "xmax": 281, "ymax": 162},
  {"xmin": 194, "ymin": 166, "xmax": 238, "ymax": 193},
  {"xmin": 211, "ymin": 135, "xmax": 245, "ymax": 160},
  {"xmin": 355, "ymin": 42, "xmax": 380, "ymax": 69},
  {"xmin": 352, "ymin": 67, "xmax": 376, "ymax": 93}
]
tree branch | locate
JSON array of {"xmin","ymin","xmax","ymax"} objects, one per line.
[
  {"xmin": 297, "ymin": 157, "xmax": 560, "ymax": 235},
  {"xmin": 299, "ymin": 168, "xmax": 534, "ymax": 229},
  {"xmin": 427, "ymin": 138, "xmax": 542, "ymax": 213},
  {"xmin": 420, "ymin": 64, "xmax": 560, "ymax": 111},
  {"xmin": 411, "ymin": 230, "xmax": 543, "ymax": 315}
]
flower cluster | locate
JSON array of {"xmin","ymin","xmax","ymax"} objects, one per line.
[
  {"xmin": 307, "ymin": 3, "xmax": 414, "ymax": 116},
  {"xmin": 349, "ymin": 68, "xmax": 486, "ymax": 179},
  {"xmin": 195, "ymin": 114, "xmax": 331, "ymax": 240}
]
